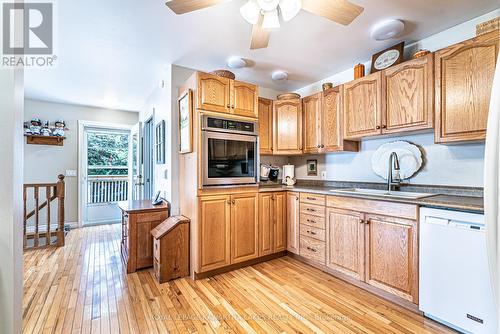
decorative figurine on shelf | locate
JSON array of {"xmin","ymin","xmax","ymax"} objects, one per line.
[
  {"xmin": 41, "ymin": 121, "xmax": 51, "ymax": 136},
  {"xmin": 53, "ymin": 119, "xmax": 66, "ymax": 137},
  {"xmin": 29, "ymin": 118, "xmax": 42, "ymax": 135}
]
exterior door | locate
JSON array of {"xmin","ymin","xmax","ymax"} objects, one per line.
[{"xmin": 129, "ymin": 122, "xmax": 144, "ymax": 201}]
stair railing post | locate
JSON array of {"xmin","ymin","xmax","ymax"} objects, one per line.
[{"xmin": 56, "ymin": 174, "xmax": 65, "ymax": 246}]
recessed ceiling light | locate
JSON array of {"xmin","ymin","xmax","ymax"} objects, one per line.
[
  {"xmin": 272, "ymin": 70, "xmax": 288, "ymax": 81},
  {"xmin": 227, "ymin": 56, "xmax": 247, "ymax": 69},
  {"xmin": 370, "ymin": 19, "xmax": 405, "ymax": 41}
]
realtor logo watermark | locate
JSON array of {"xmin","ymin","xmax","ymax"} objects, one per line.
[{"xmin": 1, "ymin": 1, "xmax": 57, "ymax": 68}]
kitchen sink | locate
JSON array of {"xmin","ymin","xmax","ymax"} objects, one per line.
[{"xmin": 330, "ymin": 188, "xmax": 436, "ymax": 199}]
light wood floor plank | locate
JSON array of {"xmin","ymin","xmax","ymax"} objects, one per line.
[{"xmin": 23, "ymin": 224, "xmax": 456, "ymax": 334}]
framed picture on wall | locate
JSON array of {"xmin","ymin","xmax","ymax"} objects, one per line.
[
  {"xmin": 178, "ymin": 89, "xmax": 193, "ymax": 154},
  {"xmin": 307, "ymin": 159, "xmax": 318, "ymax": 176},
  {"xmin": 155, "ymin": 120, "xmax": 165, "ymax": 164}
]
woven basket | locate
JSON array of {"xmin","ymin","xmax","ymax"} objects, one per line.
[
  {"xmin": 210, "ymin": 70, "xmax": 236, "ymax": 80},
  {"xmin": 277, "ymin": 93, "xmax": 301, "ymax": 100}
]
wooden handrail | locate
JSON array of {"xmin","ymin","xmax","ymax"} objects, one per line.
[{"xmin": 23, "ymin": 174, "xmax": 66, "ymax": 249}]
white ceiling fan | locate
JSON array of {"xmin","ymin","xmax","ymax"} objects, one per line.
[{"xmin": 165, "ymin": 0, "xmax": 364, "ymax": 49}]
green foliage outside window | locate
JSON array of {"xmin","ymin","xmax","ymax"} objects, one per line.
[{"xmin": 87, "ymin": 132, "xmax": 129, "ymax": 176}]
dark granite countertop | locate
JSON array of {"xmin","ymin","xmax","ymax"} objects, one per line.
[{"xmin": 258, "ymin": 184, "xmax": 484, "ymax": 213}]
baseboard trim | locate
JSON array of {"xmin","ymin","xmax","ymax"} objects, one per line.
[
  {"xmin": 194, "ymin": 251, "xmax": 287, "ymax": 280},
  {"xmin": 287, "ymin": 252, "xmax": 421, "ymax": 314}
]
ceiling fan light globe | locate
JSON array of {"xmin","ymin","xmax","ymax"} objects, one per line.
[
  {"xmin": 240, "ymin": 0, "xmax": 261, "ymax": 25},
  {"xmin": 279, "ymin": 0, "xmax": 301, "ymax": 22},
  {"xmin": 257, "ymin": 0, "xmax": 280, "ymax": 12},
  {"xmin": 262, "ymin": 9, "xmax": 280, "ymax": 29}
]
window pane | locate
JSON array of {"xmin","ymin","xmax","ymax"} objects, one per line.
[{"xmin": 87, "ymin": 132, "xmax": 129, "ymax": 167}]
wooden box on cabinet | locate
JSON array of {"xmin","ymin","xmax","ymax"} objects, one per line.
[
  {"xmin": 435, "ymin": 30, "xmax": 499, "ymax": 143},
  {"xmin": 273, "ymin": 99, "xmax": 303, "ymax": 155},
  {"xmin": 258, "ymin": 192, "xmax": 287, "ymax": 257},
  {"xmin": 258, "ymin": 97, "xmax": 273, "ymax": 154},
  {"xmin": 197, "ymin": 72, "xmax": 258, "ymax": 118},
  {"xmin": 119, "ymin": 200, "xmax": 170, "ymax": 274},
  {"xmin": 151, "ymin": 216, "xmax": 190, "ymax": 283}
]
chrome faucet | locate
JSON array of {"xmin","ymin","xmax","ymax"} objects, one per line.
[{"xmin": 387, "ymin": 152, "xmax": 401, "ymax": 191}]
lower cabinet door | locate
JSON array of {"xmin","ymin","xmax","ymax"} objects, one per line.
[
  {"xmin": 135, "ymin": 214, "xmax": 167, "ymax": 269},
  {"xmin": 199, "ymin": 195, "xmax": 231, "ymax": 272},
  {"xmin": 326, "ymin": 208, "xmax": 365, "ymax": 281},
  {"xmin": 258, "ymin": 193, "xmax": 274, "ymax": 256},
  {"xmin": 365, "ymin": 214, "xmax": 418, "ymax": 303},
  {"xmin": 231, "ymin": 193, "xmax": 259, "ymax": 264},
  {"xmin": 286, "ymin": 192, "xmax": 300, "ymax": 254},
  {"xmin": 274, "ymin": 192, "xmax": 287, "ymax": 252}
]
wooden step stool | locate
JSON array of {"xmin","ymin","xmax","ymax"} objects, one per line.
[{"xmin": 151, "ymin": 215, "xmax": 190, "ymax": 283}]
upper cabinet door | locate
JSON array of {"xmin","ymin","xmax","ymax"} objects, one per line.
[
  {"xmin": 303, "ymin": 93, "xmax": 322, "ymax": 154},
  {"xmin": 382, "ymin": 54, "xmax": 434, "ymax": 134},
  {"xmin": 435, "ymin": 30, "xmax": 499, "ymax": 143},
  {"xmin": 322, "ymin": 87, "xmax": 342, "ymax": 152},
  {"xmin": 343, "ymin": 72, "xmax": 383, "ymax": 139},
  {"xmin": 273, "ymin": 99, "xmax": 303, "ymax": 155},
  {"xmin": 231, "ymin": 80, "xmax": 258, "ymax": 118},
  {"xmin": 197, "ymin": 72, "xmax": 231, "ymax": 114},
  {"xmin": 258, "ymin": 98, "xmax": 273, "ymax": 155}
]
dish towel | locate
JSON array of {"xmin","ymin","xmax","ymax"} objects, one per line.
[{"xmin": 485, "ymin": 52, "xmax": 500, "ymax": 332}]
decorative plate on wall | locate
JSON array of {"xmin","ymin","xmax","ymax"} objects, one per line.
[{"xmin": 371, "ymin": 141, "xmax": 423, "ymax": 180}]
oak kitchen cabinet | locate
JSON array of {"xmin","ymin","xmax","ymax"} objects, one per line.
[
  {"xmin": 435, "ymin": 30, "xmax": 499, "ymax": 143},
  {"xmin": 382, "ymin": 54, "xmax": 434, "ymax": 134},
  {"xmin": 198, "ymin": 193, "xmax": 258, "ymax": 273},
  {"xmin": 273, "ymin": 99, "xmax": 303, "ymax": 155},
  {"xmin": 197, "ymin": 72, "xmax": 258, "ymax": 118},
  {"xmin": 258, "ymin": 192, "xmax": 287, "ymax": 257},
  {"xmin": 286, "ymin": 192, "xmax": 300, "ymax": 254},
  {"xmin": 325, "ymin": 196, "xmax": 419, "ymax": 303},
  {"xmin": 258, "ymin": 97, "xmax": 273, "ymax": 154},
  {"xmin": 303, "ymin": 87, "xmax": 359, "ymax": 154},
  {"xmin": 343, "ymin": 72, "xmax": 383, "ymax": 139},
  {"xmin": 299, "ymin": 193, "xmax": 327, "ymax": 265}
]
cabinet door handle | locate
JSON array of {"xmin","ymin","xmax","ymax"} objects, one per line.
[
  {"xmin": 295, "ymin": 196, "xmax": 299, "ymax": 201},
  {"xmin": 306, "ymin": 246, "xmax": 317, "ymax": 253},
  {"xmin": 232, "ymin": 200, "xmax": 235, "ymax": 205},
  {"xmin": 376, "ymin": 125, "xmax": 381, "ymax": 129},
  {"xmin": 359, "ymin": 219, "xmax": 364, "ymax": 224},
  {"xmin": 382, "ymin": 125, "xmax": 387, "ymax": 129},
  {"xmin": 306, "ymin": 219, "xmax": 316, "ymax": 224},
  {"xmin": 227, "ymin": 200, "xmax": 231, "ymax": 204},
  {"xmin": 227, "ymin": 104, "xmax": 231, "ymax": 108},
  {"xmin": 306, "ymin": 208, "xmax": 316, "ymax": 212},
  {"xmin": 321, "ymin": 144, "xmax": 325, "ymax": 148},
  {"xmin": 306, "ymin": 197, "xmax": 316, "ymax": 201},
  {"xmin": 307, "ymin": 230, "xmax": 317, "ymax": 235}
]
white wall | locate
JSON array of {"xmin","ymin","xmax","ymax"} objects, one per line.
[
  {"xmin": 289, "ymin": 10, "xmax": 500, "ymax": 187},
  {"xmin": 24, "ymin": 99, "xmax": 139, "ymax": 224},
  {"xmin": 0, "ymin": 68, "xmax": 24, "ymax": 334}
]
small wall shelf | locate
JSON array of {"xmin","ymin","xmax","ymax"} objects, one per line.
[{"xmin": 25, "ymin": 135, "xmax": 66, "ymax": 146}]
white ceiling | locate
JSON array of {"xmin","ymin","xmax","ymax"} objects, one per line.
[{"xmin": 25, "ymin": 0, "xmax": 499, "ymax": 112}]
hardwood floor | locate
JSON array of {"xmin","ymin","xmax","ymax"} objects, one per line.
[{"xmin": 23, "ymin": 224, "xmax": 454, "ymax": 334}]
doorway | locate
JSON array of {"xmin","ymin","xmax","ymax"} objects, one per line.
[{"xmin": 79, "ymin": 122, "xmax": 131, "ymax": 226}]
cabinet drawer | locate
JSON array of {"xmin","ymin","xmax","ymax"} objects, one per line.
[
  {"xmin": 300, "ymin": 193, "xmax": 326, "ymax": 205},
  {"xmin": 300, "ymin": 214, "xmax": 326, "ymax": 229},
  {"xmin": 300, "ymin": 203, "xmax": 325, "ymax": 217},
  {"xmin": 300, "ymin": 236, "xmax": 325, "ymax": 264},
  {"xmin": 136, "ymin": 211, "xmax": 168, "ymax": 223},
  {"xmin": 300, "ymin": 224, "xmax": 326, "ymax": 241}
]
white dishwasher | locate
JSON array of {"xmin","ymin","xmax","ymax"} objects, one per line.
[{"xmin": 419, "ymin": 207, "xmax": 497, "ymax": 333}]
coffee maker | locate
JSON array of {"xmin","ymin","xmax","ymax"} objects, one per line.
[{"xmin": 282, "ymin": 164, "xmax": 295, "ymax": 185}]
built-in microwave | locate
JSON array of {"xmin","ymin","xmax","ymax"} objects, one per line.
[{"xmin": 201, "ymin": 115, "xmax": 259, "ymax": 186}]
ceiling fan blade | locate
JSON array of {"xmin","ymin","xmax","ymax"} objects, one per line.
[
  {"xmin": 250, "ymin": 16, "xmax": 271, "ymax": 49},
  {"xmin": 165, "ymin": 0, "xmax": 229, "ymax": 14},
  {"xmin": 301, "ymin": 0, "xmax": 364, "ymax": 25}
]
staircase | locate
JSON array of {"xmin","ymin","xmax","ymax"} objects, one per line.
[{"xmin": 23, "ymin": 174, "xmax": 66, "ymax": 249}]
